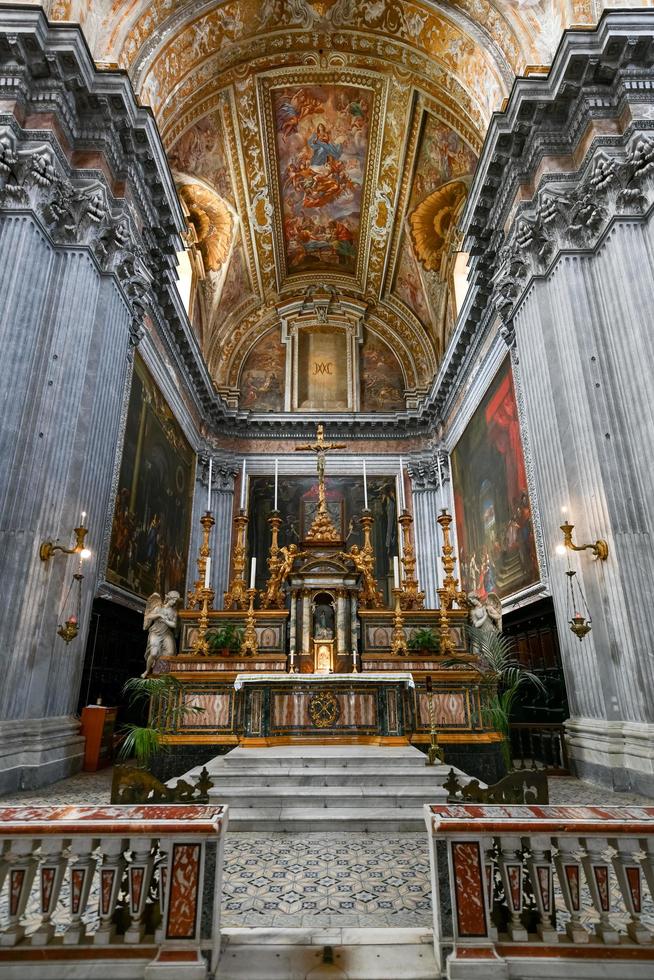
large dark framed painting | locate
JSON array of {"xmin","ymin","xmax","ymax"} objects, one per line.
[
  {"xmin": 107, "ymin": 355, "xmax": 194, "ymax": 599},
  {"xmin": 451, "ymin": 358, "xmax": 539, "ymax": 601},
  {"xmin": 247, "ymin": 475, "xmax": 398, "ymax": 604}
]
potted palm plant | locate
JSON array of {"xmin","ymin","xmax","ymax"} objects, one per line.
[
  {"xmin": 408, "ymin": 627, "xmax": 440, "ymax": 654},
  {"xmin": 445, "ymin": 625, "xmax": 545, "ymax": 771},
  {"xmin": 116, "ymin": 675, "xmax": 204, "ymax": 768},
  {"xmin": 207, "ymin": 623, "xmax": 244, "ymax": 656}
]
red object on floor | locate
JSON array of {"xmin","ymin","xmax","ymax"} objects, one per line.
[{"xmin": 80, "ymin": 705, "xmax": 117, "ymax": 772}]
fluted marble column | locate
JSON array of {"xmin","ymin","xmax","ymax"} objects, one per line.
[
  {"xmin": 188, "ymin": 455, "xmax": 237, "ymax": 608},
  {"xmin": 457, "ymin": 14, "xmax": 654, "ymax": 794},
  {"xmin": 408, "ymin": 452, "xmax": 450, "ymax": 608},
  {"xmin": 0, "ymin": 11, "xmax": 187, "ymax": 791}
]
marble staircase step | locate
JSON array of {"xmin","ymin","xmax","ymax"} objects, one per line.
[
  {"xmin": 212, "ymin": 784, "xmax": 444, "ymax": 810},
  {"xmin": 208, "ymin": 766, "xmax": 445, "ymax": 787},
  {"xmin": 218, "ymin": 745, "xmax": 428, "ymax": 768},
  {"xmin": 225, "ymin": 805, "xmax": 429, "ymax": 833}
]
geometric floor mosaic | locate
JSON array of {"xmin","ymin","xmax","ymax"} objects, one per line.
[{"xmin": 222, "ymin": 833, "xmax": 431, "ymax": 928}]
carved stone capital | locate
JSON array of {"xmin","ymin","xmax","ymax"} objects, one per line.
[{"xmin": 407, "ymin": 449, "xmax": 449, "ymax": 492}]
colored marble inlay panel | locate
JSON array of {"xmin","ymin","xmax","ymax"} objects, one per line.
[
  {"xmin": 100, "ymin": 868, "xmax": 115, "ymax": 916},
  {"xmin": 9, "ymin": 870, "xmax": 25, "ymax": 916},
  {"xmin": 626, "ymin": 866, "xmax": 642, "ymax": 912},
  {"xmin": 71, "ymin": 868, "xmax": 85, "ymax": 914},
  {"xmin": 130, "ymin": 866, "xmax": 145, "ymax": 913},
  {"xmin": 506, "ymin": 864, "xmax": 522, "ymax": 911},
  {"xmin": 593, "ymin": 865, "xmax": 610, "ymax": 912},
  {"xmin": 41, "ymin": 868, "xmax": 55, "ymax": 913},
  {"xmin": 270, "ymin": 691, "xmax": 377, "ymax": 730},
  {"xmin": 417, "ymin": 691, "xmax": 468, "ymax": 728},
  {"xmin": 536, "ymin": 865, "xmax": 551, "ymax": 912},
  {"xmin": 451, "ymin": 841, "xmax": 488, "ymax": 938},
  {"xmin": 564, "ymin": 865, "xmax": 580, "ymax": 911},
  {"xmin": 166, "ymin": 843, "xmax": 201, "ymax": 940},
  {"xmin": 180, "ymin": 692, "xmax": 233, "ymax": 729}
]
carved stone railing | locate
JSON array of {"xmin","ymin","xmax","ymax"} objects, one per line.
[
  {"xmin": 0, "ymin": 804, "xmax": 227, "ymax": 979},
  {"xmin": 425, "ymin": 803, "xmax": 654, "ymax": 979}
]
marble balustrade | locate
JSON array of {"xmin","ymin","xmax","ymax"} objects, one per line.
[
  {"xmin": 0, "ymin": 804, "xmax": 227, "ymax": 979},
  {"xmin": 425, "ymin": 802, "xmax": 654, "ymax": 979}
]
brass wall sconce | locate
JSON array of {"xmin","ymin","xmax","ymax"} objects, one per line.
[
  {"xmin": 40, "ymin": 520, "xmax": 91, "ymax": 563},
  {"xmin": 560, "ymin": 521, "xmax": 608, "ymax": 562}
]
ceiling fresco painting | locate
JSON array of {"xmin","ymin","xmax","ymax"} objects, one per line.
[
  {"xmin": 240, "ymin": 329, "xmax": 286, "ymax": 413},
  {"xmin": 273, "ymin": 84, "xmax": 370, "ymax": 276},
  {"xmin": 360, "ymin": 330, "xmax": 406, "ymax": 413},
  {"xmin": 34, "ymin": 0, "xmax": 653, "ymax": 415}
]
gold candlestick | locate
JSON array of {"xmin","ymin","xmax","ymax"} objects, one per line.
[
  {"xmin": 260, "ymin": 510, "xmax": 286, "ymax": 610},
  {"xmin": 437, "ymin": 585, "xmax": 454, "ymax": 655},
  {"xmin": 193, "ymin": 587, "xmax": 215, "ymax": 656},
  {"xmin": 240, "ymin": 588, "xmax": 258, "ymax": 657},
  {"xmin": 398, "ymin": 510, "xmax": 425, "ymax": 610},
  {"xmin": 224, "ymin": 508, "xmax": 249, "ymax": 610},
  {"xmin": 436, "ymin": 508, "xmax": 466, "ymax": 610},
  {"xmin": 187, "ymin": 511, "xmax": 215, "ymax": 609},
  {"xmin": 391, "ymin": 587, "xmax": 408, "ymax": 657},
  {"xmin": 425, "ymin": 676, "xmax": 444, "ymax": 766}
]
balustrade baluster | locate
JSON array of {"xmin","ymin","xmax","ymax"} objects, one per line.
[
  {"xmin": 0, "ymin": 838, "xmax": 38, "ymax": 946},
  {"xmin": 497, "ymin": 836, "xmax": 528, "ymax": 940},
  {"xmin": 611, "ymin": 836, "xmax": 654, "ymax": 944},
  {"xmin": 95, "ymin": 838, "xmax": 127, "ymax": 945},
  {"xmin": 125, "ymin": 837, "xmax": 155, "ymax": 943},
  {"xmin": 63, "ymin": 836, "xmax": 97, "ymax": 945},
  {"xmin": 553, "ymin": 837, "xmax": 590, "ymax": 943},
  {"xmin": 581, "ymin": 837, "xmax": 620, "ymax": 943},
  {"xmin": 525, "ymin": 835, "xmax": 558, "ymax": 942},
  {"xmin": 31, "ymin": 838, "xmax": 68, "ymax": 945}
]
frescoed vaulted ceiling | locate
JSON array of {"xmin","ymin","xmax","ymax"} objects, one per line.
[{"xmin": 33, "ymin": 0, "xmax": 652, "ymax": 412}]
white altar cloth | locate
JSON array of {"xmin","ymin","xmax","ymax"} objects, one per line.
[{"xmin": 233, "ymin": 672, "xmax": 415, "ymax": 691}]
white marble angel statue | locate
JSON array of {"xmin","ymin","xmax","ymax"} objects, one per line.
[
  {"xmin": 468, "ymin": 592, "xmax": 503, "ymax": 648},
  {"xmin": 142, "ymin": 591, "xmax": 181, "ymax": 677}
]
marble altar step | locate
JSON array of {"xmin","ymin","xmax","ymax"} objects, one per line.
[{"xmin": 189, "ymin": 744, "xmax": 455, "ymax": 832}]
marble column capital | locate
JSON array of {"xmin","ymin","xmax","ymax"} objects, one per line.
[{"xmin": 407, "ymin": 450, "xmax": 449, "ymax": 493}]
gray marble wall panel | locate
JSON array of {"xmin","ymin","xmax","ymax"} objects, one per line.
[
  {"xmin": 0, "ymin": 215, "xmax": 131, "ymax": 730},
  {"xmin": 514, "ymin": 219, "xmax": 654, "ymax": 731}
]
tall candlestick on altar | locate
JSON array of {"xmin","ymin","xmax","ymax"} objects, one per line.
[
  {"xmin": 240, "ymin": 458, "xmax": 247, "ymax": 511},
  {"xmin": 207, "ymin": 457, "xmax": 212, "ymax": 512},
  {"xmin": 398, "ymin": 458, "xmax": 406, "ymax": 511},
  {"xmin": 393, "ymin": 555, "xmax": 400, "ymax": 590},
  {"xmin": 249, "ymin": 556, "xmax": 257, "ymax": 589},
  {"xmin": 274, "ymin": 458, "xmax": 278, "ymax": 511},
  {"xmin": 362, "ymin": 459, "xmax": 368, "ymax": 510}
]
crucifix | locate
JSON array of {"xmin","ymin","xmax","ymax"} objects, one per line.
[{"xmin": 295, "ymin": 423, "xmax": 346, "ymax": 542}]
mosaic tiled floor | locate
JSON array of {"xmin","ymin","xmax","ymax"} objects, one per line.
[{"xmin": 222, "ymin": 833, "xmax": 430, "ymax": 928}]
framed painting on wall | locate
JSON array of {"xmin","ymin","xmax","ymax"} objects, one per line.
[
  {"xmin": 451, "ymin": 358, "xmax": 539, "ymax": 601},
  {"xmin": 106, "ymin": 355, "xmax": 194, "ymax": 600}
]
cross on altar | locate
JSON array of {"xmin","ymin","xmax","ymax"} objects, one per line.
[{"xmin": 294, "ymin": 423, "xmax": 346, "ymax": 544}]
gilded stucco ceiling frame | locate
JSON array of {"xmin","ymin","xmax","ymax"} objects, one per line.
[{"xmin": 256, "ymin": 66, "xmax": 388, "ymax": 294}]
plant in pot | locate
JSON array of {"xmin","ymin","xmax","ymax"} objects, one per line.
[
  {"xmin": 408, "ymin": 627, "xmax": 440, "ymax": 655},
  {"xmin": 115, "ymin": 675, "xmax": 204, "ymax": 769},
  {"xmin": 444, "ymin": 625, "xmax": 545, "ymax": 772},
  {"xmin": 207, "ymin": 623, "xmax": 244, "ymax": 656}
]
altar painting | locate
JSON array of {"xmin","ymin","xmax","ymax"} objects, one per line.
[
  {"xmin": 273, "ymin": 84, "xmax": 370, "ymax": 274},
  {"xmin": 107, "ymin": 355, "xmax": 194, "ymax": 600},
  {"xmin": 451, "ymin": 359, "xmax": 538, "ymax": 600},
  {"xmin": 247, "ymin": 475, "xmax": 398, "ymax": 603}
]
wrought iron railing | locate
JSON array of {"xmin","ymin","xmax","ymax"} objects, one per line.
[{"xmin": 510, "ymin": 722, "xmax": 569, "ymax": 773}]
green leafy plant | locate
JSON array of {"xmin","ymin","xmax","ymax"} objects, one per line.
[
  {"xmin": 408, "ymin": 627, "xmax": 440, "ymax": 653},
  {"xmin": 116, "ymin": 675, "xmax": 204, "ymax": 767},
  {"xmin": 207, "ymin": 623, "xmax": 244, "ymax": 654},
  {"xmin": 444, "ymin": 625, "xmax": 545, "ymax": 770}
]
